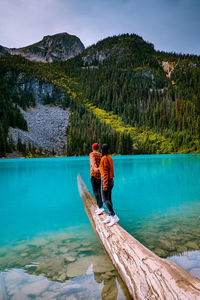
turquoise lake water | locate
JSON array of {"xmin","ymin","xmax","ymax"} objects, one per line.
[{"xmin": 0, "ymin": 154, "xmax": 200, "ymax": 299}]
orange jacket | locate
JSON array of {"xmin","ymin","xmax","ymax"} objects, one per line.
[
  {"xmin": 99, "ymin": 154, "xmax": 114, "ymax": 189},
  {"xmin": 89, "ymin": 152, "xmax": 101, "ymax": 179}
]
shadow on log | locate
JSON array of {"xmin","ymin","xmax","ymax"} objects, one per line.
[{"xmin": 77, "ymin": 174, "xmax": 200, "ymax": 300}]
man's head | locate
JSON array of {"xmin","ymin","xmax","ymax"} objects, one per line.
[{"xmin": 92, "ymin": 143, "xmax": 99, "ymax": 151}]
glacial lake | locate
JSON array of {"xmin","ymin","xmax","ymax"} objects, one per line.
[{"xmin": 0, "ymin": 154, "xmax": 200, "ymax": 299}]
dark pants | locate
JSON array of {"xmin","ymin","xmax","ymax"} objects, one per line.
[
  {"xmin": 91, "ymin": 177, "xmax": 103, "ymax": 208},
  {"xmin": 101, "ymin": 178, "xmax": 115, "ymax": 216}
]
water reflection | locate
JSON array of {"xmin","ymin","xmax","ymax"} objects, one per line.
[
  {"xmin": 0, "ymin": 267, "xmax": 131, "ymax": 300},
  {"xmin": 0, "ymin": 228, "xmax": 131, "ymax": 299},
  {"xmin": 167, "ymin": 250, "xmax": 200, "ymax": 279}
]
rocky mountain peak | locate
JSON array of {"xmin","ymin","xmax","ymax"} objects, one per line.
[{"xmin": 1, "ymin": 33, "xmax": 85, "ymax": 62}]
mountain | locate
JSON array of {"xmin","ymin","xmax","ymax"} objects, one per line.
[
  {"xmin": 0, "ymin": 33, "xmax": 199, "ymax": 157},
  {"xmin": 81, "ymin": 34, "xmax": 154, "ymax": 65},
  {"xmin": 60, "ymin": 33, "xmax": 200, "ymax": 154},
  {"xmin": 0, "ymin": 33, "xmax": 85, "ymax": 62},
  {"xmin": 0, "ymin": 45, "xmax": 10, "ymax": 57}
]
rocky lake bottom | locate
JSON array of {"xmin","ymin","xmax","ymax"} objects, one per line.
[
  {"xmin": 126, "ymin": 204, "xmax": 200, "ymax": 259},
  {"xmin": 1, "ymin": 218, "xmax": 200, "ymax": 300},
  {"xmin": 0, "ymin": 227, "xmax": 132, "ymax": 300}
]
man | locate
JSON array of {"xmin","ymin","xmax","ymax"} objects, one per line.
[
  {"xmin": 89, "ymin": 143, "xmax": 104, "ymax": 215},
  {"xmin": 99, "ymin": 144, "xmax": 119, "ymax": 226}
]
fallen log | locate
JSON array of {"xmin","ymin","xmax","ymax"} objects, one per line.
[{"xmin": 77, "ymin": 174, "xmax": 200, "ymax": 300}]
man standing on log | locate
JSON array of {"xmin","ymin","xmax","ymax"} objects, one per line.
[
  {"xmin": 89, "ymin": 143, "xmax": 104, "ymax": 215},
  {"xmin": 99, "ymin": 144, "xmax": 119, "ymax": 226}
]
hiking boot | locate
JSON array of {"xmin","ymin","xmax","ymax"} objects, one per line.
[
  {"xmin": 95, "ymin": 207, "xmax": 105, "ymax": 215},
  {"xmin": 107, "ymin": 215, "xmax": 119, "ymax": 227},
  {"xmin": 102, "ymin": 215, "xmax": 112, "ymax": 224}
]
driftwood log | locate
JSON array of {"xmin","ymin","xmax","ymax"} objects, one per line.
[{"xmin": 77, "ymin": 174, "xmax": 200, "ymax": 300}]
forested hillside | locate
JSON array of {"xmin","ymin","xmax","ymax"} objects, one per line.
[
  {"xmin": 0, "ymin": 65, "xmax": 35, "ymax": 156},
  {"xmin": 0, "ymin": 56, "xmax": 133, "ymax": 157},
  {"xmin": 60, "ymin": 34, "xmax": 200, "ymax": 154},
  {"xmin": 0, "ymin": 33, "xmax": 199, "ymax": 157}
]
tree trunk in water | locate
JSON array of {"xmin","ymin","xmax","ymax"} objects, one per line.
[{"xmin": 77, "ymin": 174, "xmax": 200, "ymax": 300}]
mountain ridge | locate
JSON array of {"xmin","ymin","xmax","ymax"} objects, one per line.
[
  {"xmin": 0, "ymin": 33, "xmax": 85, "ymax": 62},
  {"xmin": 0, "ymin": 32, "xmax": 199, "ymax": 157}
]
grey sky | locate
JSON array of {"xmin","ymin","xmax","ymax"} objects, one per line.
[{"xmin": 0, "ymin": 0, "xmax": 199, "ymax": 54}]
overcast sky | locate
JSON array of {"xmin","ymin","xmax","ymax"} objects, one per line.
[{"xmin": 0, "ymin": 0, "xmax": 199, "ymax": 54}]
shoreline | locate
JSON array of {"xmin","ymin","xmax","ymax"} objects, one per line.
[{"xmin": 1, "ymin": 152, "xmax": 200, "ymax": 160}]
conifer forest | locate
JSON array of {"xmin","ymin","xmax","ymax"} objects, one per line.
[{"xmin": 0, "ymin": 34, "xmax": 200, "ymax": 157}]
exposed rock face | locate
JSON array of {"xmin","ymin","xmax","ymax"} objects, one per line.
[
  {"xmin": 82, "ymin": 49, "xmax": 108, "ymax": 65},
  {"xmin": 1, "ymin": 33, "xmax": 85, "ymax": 62},
  {"xmin": 162, "ymin": 61, "xmax": 176, "ymax": 78},
  {"xmin": 17, "ymin": 75, "xmax": 54, "ymax": 103},
  {"xmin": 81, "ymin": 47, "xmax": 124, "ymax": 66},
  {"xmin": 5, "ymin": 72, "xmax": 69, "ymax": 155},
  {"xmin": 9, "ymin": 105, "xmax": 69, "ymax": 155}
]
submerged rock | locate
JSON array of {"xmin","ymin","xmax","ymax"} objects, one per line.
[
  {"xmin": 64, "ymin": 256, "xmax": 76, "ymax": 263},
  {"xmin": 66, "ymin": 255, "xmax": 114, "ymax": 278},
  {"xmin": 176, "ymin": 246, "xmax": 187, "ymax": 253},
  {"xmin": 67, "ymin": 256, "xmax": 92, "ymax": 278},
  {"xmin": 58, "ymin": 272, "xmax": 67, "ymax": 282},
  {"xmin": 20, "ymin": 253, "xmax": 28, "ymax": 257},
  {"xmin": 35, "ymin": 256, "xmax": 66, "ymax": 279},
  {"xmin": 158, "ymin": 239, "xmax": 175, "ymax": 251},
  {"xmin": 58, "ymin": 247, "xmax": 68, "ymax": 254},
  {"xmin": 185, "ymin": 241, "xmax": 199, "ymax": 250},
  {"xmin": 154, "ymin": 248, "xmax": 168, "ymax": 257},
  {"xmin": 92, "ymin": 255, "xmax": 115, "ymax": 273}
]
